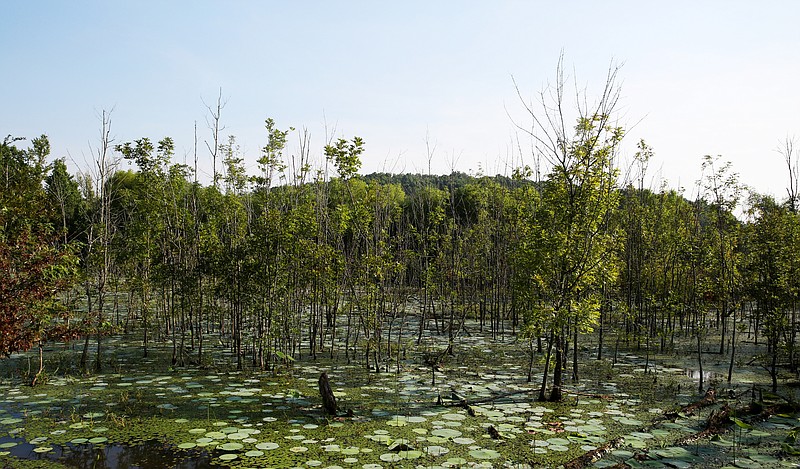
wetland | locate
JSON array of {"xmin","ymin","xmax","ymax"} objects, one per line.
[{"xmin": 1, "ymin": 319, "xmax": 798, "ymax": 469}]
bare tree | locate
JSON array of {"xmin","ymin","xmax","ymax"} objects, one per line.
[
  {"xmin": 778, "ymin": 137, "xmax": 799, "ymax": 213},
  {"xmin": 79, "ymin": 109, "xmax": 118, "ymax": 372},
  {"xmin": 203, "ymin": 88, "xmax": 226, "ymax": 190}
]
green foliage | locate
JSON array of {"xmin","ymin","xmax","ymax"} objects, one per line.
[
  {"xmin": 516, "ymin": 113, "xmax": 622, "ymax": 331},
  {"xmin": 325, "ymin": 136, "xmax": 364, "ymax": 180},
  {"xmin": 0, "ymin": 136, "xmax": 79, "ymax": 356}
]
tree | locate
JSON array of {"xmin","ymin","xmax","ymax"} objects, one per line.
[
  {"xmin": 79, "ymin": 111, "xmax": 118, "ymax": 372},
  {"xmin": 513, "ymin": 58, "xmax": 623, "ymax": 401},
  {"xmin": 699, "ymin": 155, "xmax": 742, "ymax": 358},
  {"xmin": 0, "ymin": 135, "xmax": 79, "ymax": 383},
  {"xmin": 45, "ymin": 158, "xmax": 82, "ymax": 244},
  {"xmin": 743, "ymin": 194, "xmax": 797, "ymax": 391},
  {"xmin": 779, "ymin": 137, "xmax": 799, "ymax": 213}
]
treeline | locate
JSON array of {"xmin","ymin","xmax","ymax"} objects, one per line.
[{"xmin": 3, "ymin": 72, "xmax": 800, "ymax": 399}]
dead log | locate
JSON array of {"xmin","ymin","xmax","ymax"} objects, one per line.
[
  {"xmin": 675, "ymin": 399, "xmax": 800, "ymax": 446},
  {"xmin": 318, "ymin": 372, "xmax": 337, "ymax": 415},
  {"xmin": 675, "ymin": 404, "xmax": 732, "ymax": 445},
  {"xmin": 663, "ymin": 387, "xmax": 716, "ymax": 419},
  {"xmin": 561, "ymin": 388, "xmax": 614, "ymax": 400},
  {"xmin": 562, "ymin": 436, "xmax": 625, "ymax": 469},
  {"xmin": 744, "ymin": 402, "xmax": 798, "ymax": 424}
]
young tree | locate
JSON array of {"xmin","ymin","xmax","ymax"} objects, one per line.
[
  {"xmin": 699, "ymin": 155, "xmax": 743, "ymax": 357},
  {"xmin": 513, "ymin": 58, "xmax": 623, "ymax": 401},
  {"xmin": 46, "ymin": 158, "xmax": 82, "ymax": 244},
  {"xmin": 85, "ymin": 111, "xmax": 118, "ymax": 372},
  {"xmin": 743, "ymin": 194, "xmax": 797, "ymax": 391}
]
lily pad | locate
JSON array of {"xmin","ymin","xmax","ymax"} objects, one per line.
[
  {"xmin": 255, "ymin": 442, "xmax": 279, "ymax": 450},
  {"xmin": 431, "ymin": 428, "xmax": 462, "ymax": 439},
  {"xmin": 469, "ymin": 448, "xmax": 501, "ymax": 459},
  {"xmin": 380, "ymin": 453, "xmax": 402, "ymax": 462},
  {"xmin": 219, "ymin": 442, "xmax": 243, "ymax": 451},
  {"xmin": 425, "ymin": 445, "xmax": 449, "ymax": 456}
]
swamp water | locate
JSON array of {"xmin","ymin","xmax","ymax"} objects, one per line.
[
  {"xmin": 0, "ymin": 332, "xmax": 798, "ymax": 468},
  {"xmin": 0, "ymin": 436, "xmax": 218, "ymax": 468}
]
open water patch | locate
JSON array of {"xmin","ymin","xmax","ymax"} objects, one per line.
[{"xmin": 0, "ymin": 436, "xmax": 221, "ymax": 468}]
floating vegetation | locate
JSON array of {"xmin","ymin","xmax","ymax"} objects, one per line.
[{"xmin": 0, "ymin": 330, "xmax": 797, "ymax": 468}]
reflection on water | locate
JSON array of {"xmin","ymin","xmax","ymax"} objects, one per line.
[
  {"xmin": 0, "ymin": 437, "xmax": 221, "ymax": 469},
  {"xmin": 685, "ymin": 369, "xmax": 718, "ymax": 381}
]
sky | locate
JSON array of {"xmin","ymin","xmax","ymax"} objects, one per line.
[{"xmin": 2, "ymin": 1, "xmax": 799, "ymax": 199}]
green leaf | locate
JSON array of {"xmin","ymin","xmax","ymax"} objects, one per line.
[{"xmin": 731, "ymin": 417, "xmax": 752, "ymax": 430}]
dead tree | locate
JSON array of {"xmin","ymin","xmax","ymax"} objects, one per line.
[{"xmin": 318, "ymin": 372, "xmax": 337, "ymax": 415}]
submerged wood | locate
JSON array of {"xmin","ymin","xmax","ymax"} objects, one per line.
[
  {"xmin": 674, "ymin": 404, "xmax": 732, "ymax": 445},
  {"xmin": 440, "ymin": 386, "xmax": 611, "ymax": 408},
  {"xmin": 318, "ymin": 371, "xmax": 337, "ymax": 415},
  {"xmin": 664, "ymin": 387, "xmax": 716, "ymax": 419},
  {"xmin": 563, "ymin": 436, "xmax": 625, "ymax": 469},
  {"xmin": 675, "ymin": 395, "xmax": 799, "ymax": 446}
]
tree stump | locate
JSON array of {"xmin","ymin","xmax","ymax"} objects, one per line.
[{"xmin": 319, "ymin": 372, "xmax": 337, "ymax": 415}]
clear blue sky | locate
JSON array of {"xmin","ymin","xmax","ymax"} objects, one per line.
[{"xmin": 2, "ymin": 1, "xmax": 798, "ymax": 198}]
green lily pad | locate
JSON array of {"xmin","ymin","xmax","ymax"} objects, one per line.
[
  {"xmin": 469, "ymin": 448, "xmax": 501, "ymax": 459},
  {"xmin": 612, "ymin": 450, "xmax": 634, "ymax": 458},
  {"xmin": 380, "ymin": 453, "xmax": 402, "ymax": 462},
  {"xmin": 732, "ymin": 459, "xmax": 762, "ymax": 469},
  {"xmin": 425, "ymin": 445, "xmax": 449, "ymax": 456},
  {"xmin": 431, "ymin": 428, "xmax": 462, "ymax": 439},
  {"xmin": 661, "ymin": 459, "xmax": 693, "ymax": 469},
  {"xmin": 398, "ymin": 450, "xmax": 423, "ymax": 460},
  {"xmin": 218, "ymin": 442, "xmax": 243, "ymax": 451},
  {"xmin": 547, "ymin": 437, "xmax": 570, "ymax": 446}
]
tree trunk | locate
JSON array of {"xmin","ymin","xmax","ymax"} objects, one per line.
[
  {"xmin": 539, "ymin": 331, "xmax": 554, "ymax": 401},
  {"xmin": 697, "ymin": 333, "xmax": 704, "ymax": 395},
  {"xmin": 30, "ymin": 343, "xmax": 44, "ymax": 387},
  {"xmin": 550, "ymin": 333, "xmax": 563, "ymax": 401},
  {"xmin": 727, "ymin": 305, "xmax": 738, "ymax": 383}
]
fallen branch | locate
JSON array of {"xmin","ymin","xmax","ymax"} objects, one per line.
[
  {"xmin": 440, "ymin": 386, "xmax": 612, "ymax": 408},
  {"xmin": 561, "ymin": 388, "xmax": 614, "ymax": 400},
  {"xmin": 562, "ymin": 436, "xmax": 625, "ymax": 469},
  {"xmin": 663, "ymin": 388, "xmax": 716, "ymax": 420},
  {"xmin": 676, "ymin": 399, "xmax": 800, "ymax": 446},
  {"xmin": 674, "ymin": 404, "xmax": 732, "ymax": 445},
  {"xmin": 439, "ymin": 388, "xmax": 534, "ymax": 407}
]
